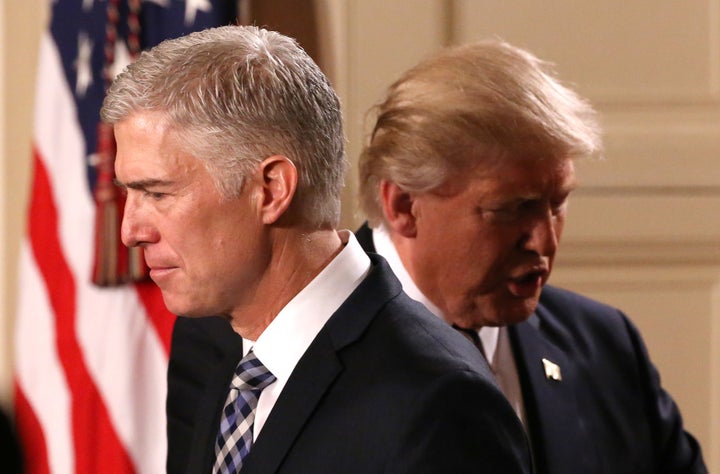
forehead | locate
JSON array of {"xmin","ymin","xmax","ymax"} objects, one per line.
[
  {"xmin": 440, "ymin": 153, "xmax": 577, "ymax": 198},
  {"xmin": 114, "ymin": 111, "xmax": 201, "ymax": 174}
]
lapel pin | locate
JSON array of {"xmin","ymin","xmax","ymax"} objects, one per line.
[{"xmin": 542, "ymin": 358, "xmax": 562, "ymax": 381}]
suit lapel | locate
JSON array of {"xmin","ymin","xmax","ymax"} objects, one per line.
[
  {"xmin": 241, "ymin": 333, "xmax": 342, "ymax": 473},
  {"xmin": 242, "ymin": 255, "xmax": 402, "ymax": 473},
  {"xmin": 510, "ymin": 313, "xmax": 598, "ymax": 474}
]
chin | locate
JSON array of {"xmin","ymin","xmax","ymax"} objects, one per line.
[
  {"xmin": 506, "ymin": 303, "xmax": 539, "ymax": 325},
  {"xmin": 502, "ymin": 313, "xmax": 534, "ymax": 326},
  {"xmin": 160, "ymin": 294, "xmax": 196, "ymax": 317},
  {"xmin": 483, "ymin": 302, "xmax": 537, "ymax": 327}
]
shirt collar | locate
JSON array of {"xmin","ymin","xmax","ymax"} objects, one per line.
[
  {"xmin": 371, "ymin": 224, "xmax": 499, "ymax": 363},
  {"xmin": 244, "ymin": 230, "xmax": 371, "ymax": 384},
  {"xmin": 372, "ymin": 224, "xmax": 444, "ymax": 316}
]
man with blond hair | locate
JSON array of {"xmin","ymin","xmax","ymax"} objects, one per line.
[{"xmin": 357, "ymin": 39, "xmax": 707, "ymax": 474}]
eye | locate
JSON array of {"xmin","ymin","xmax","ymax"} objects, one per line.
[
  {"xmin": 550, "ymin": 195, "xmax": 570, "ymax": 217},
  {"xmin": 480, "ymin": 200, "xmax": 525, "ymax": 223},
  {"xmin": 551, "ymin": 203, "xmax": 566, "ymax": 217},
  {"xmin": 143, "ymin": 190, "xmax": 166, "ymax": 200}
]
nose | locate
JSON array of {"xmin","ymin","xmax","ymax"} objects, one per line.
[
  {"xmin": 520, "ymin": 208, "xmax": 560, "ymax": 257},
  {"xmin": 120, "ymin": 193, "xmax": 158, "ymax": 248}
]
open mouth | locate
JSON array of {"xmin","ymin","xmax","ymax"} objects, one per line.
[
  {"xmin": 513, "ymin": 270, "xmax": 544, "ymax": 285},
  {"xmin": 507, "ymin": 270, "xmax": 546, "ymax": 297}
]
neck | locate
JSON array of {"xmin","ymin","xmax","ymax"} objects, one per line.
[
  {"xmin": 229, "ymin": 227, "xmax": 343, "ymax": 339},
  {"xmin": 386, "ymin": 228, "xmax": 449, "ymax": 320}
]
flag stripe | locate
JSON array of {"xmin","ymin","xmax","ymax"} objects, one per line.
[
  {"xmin": 13, "ymin": 384, "xmax": 50, "ymax": 474},
  {"xmin": 75, "ymin": 284, "xmax": 168, "ymax": 473},
  {"xmin": 15, "ymin": 240, "xmax": 74, "ymax": 473},
  {"xmin": 28, "ymin": 150, "xmax": 135, "ymax": 473},
  {"xmin": 15, "ymin": 4, "xmax": 237, "ymax": 472}
]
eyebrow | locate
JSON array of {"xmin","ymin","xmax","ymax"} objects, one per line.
[
  {"xmin": 113, "ymin": 178, "xmax": 173, "ymax": 191},
  {"xmin": 564, "ymin": 180, "xmax": 580, "ymax": 195},
  {"xmin": 499, "ymin": 181, "xmax": 579, "ymax": 205},
  {"xmin": 561, "ymin": 180, "xmax": 579, "ymax": 193}
]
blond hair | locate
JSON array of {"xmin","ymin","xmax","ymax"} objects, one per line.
[{"xmin": 359, "ymin": 39, "xmax": 601, "ymax": 226}]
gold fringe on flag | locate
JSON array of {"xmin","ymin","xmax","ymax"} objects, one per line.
[
  {"xmin": 91, "ymin": 123, "xmax": 148, "ymax": 286},
  {"xmin": 91, "ymin": 0, "xmax": 148, "ymax": 286}
]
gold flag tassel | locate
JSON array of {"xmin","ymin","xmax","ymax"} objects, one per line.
[
  {"xmin": 91, "ymin": 0, "xmax": 147, "ymax": 286},
  {"xmin": 91, "ymin": 122, "xmax": 148, "ymax": 286}
]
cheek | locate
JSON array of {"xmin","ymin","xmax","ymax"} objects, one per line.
[{"xmin": 457, "ymin": 233, "xmax": 516, "ymax": 284}]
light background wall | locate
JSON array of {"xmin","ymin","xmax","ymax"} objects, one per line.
[
  {"xmin": 2, "ymin": 1, "xmax": 718, "ymax": 471},
  {"xmin": 1, "ymin": 0, "xmax": 47, "ymax": 411}
]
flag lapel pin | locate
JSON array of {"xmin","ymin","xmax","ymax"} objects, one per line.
[{"xmin": 542, "ymin": 358, "xmax": 562, "ymax": 381}]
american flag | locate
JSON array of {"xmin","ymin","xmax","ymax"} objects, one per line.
[{"xmin": 14, "ymin": 1, "xmax": 237, "ymax": 472}]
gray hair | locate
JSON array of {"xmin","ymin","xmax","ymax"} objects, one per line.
[
  {"xmin": 102, "ymin": 25, "xmax": 346, "ymax": 228},
  {"xmin": 359, "ymin": 39, "xmax": 602, "ymax": 226}
]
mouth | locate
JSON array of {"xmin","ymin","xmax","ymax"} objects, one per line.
[
  {"xmin": 507, "ymin": 268, "xmax": 548, "ymax": 298},
  {"xmin": 147, "ymin": 266, "xmax": 176, "ymax": 282},
  {"xmin": 144, "ymin": 255, "xmax": 174, "ymax": 272}
]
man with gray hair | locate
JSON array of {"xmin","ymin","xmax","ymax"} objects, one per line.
[
  {"xmin": 357, "ymin": 40, "xmax": 707, "ymax": 474},
  {"xmin": 102, "ymin": 26, "xmax": 532, "ymax": 473}
]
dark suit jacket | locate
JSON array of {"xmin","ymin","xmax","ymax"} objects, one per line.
[
  {"xmin": 356, "ymin": 223, "xmax": 707, "ymax": 474},
  {"xmin": 167, "ymin": 253, "xmax": 532, "ymax": 473}
]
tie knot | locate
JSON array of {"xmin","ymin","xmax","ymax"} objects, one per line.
[
  {"xmin": 452, "ymin": 324, "xmax": 488, "ymax": 360},
  {"xmin": 453, "ymin": 324, "xmax": 480, "ymax": 345},
  {"xmin": 230, "ymin": 351, "xmax": 276, "ymax": 391}
]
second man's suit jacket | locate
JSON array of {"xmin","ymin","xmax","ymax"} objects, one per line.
[
  {"xmin": 356, "ymin": 223, "xmax": 707, "ymax": 474},
  {"xmin": 166, "ymin": 253, "xmax": 532, "ymax": 473}
]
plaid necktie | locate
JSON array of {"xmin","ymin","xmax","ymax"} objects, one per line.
[{"xmin": 213, "ymin": 351, "xmax": 276, "ymax": 474}]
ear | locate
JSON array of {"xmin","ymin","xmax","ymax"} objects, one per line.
[
  {"xmin": 380, "ymin": 180, "xmax": 417, "ymax": 238},
  {"xmin": 258, "ymin": 155, "xmax": 298, "ymax": 225}
]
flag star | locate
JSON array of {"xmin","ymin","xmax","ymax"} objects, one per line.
[
  {"xmin": 82, "ymin": 0, "xmax": 94, "ymax": 11},
  {"xmin": 185, "ymin": 0, "xmax": 212, "ymax": 25},
  {"xmin": 75, "ymin": 32, "xmax": 93, "ymax": 97}
]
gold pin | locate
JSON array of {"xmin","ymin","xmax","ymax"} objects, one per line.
[{"xmin": 542, "ymin": 358, "xmax": 562, "ymax": 381}]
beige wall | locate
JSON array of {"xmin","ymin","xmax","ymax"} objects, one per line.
[
  {"xmin": 2, "ymin": 1, "xmax": 718, "ymax": 471},
  {"xmin": 1, "ymin": 1, "xmax": 46, "ymax": 411}
]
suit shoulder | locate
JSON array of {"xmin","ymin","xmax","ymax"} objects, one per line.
[
  {"xmin": 540, "ymin": 284, "xmax": 620, "ymax": 316},
  {"xmin": 329, "ymin": 253, "xmax": 490, "ymax": 379},
  {"xmin": 531, "ymin": 287, "xmax": 707, "ymax": 473},
  {"xmin": 537, "ymin": 285, "xmax": 632, "ymax": 333},
  {"xmin": 168, "ymin": 316, "xmax": 241, "ymax": 405},
  {"xmin": 531, "ymin": 284, "xmax": 646, "ymax": 360},
  {"xmin": 370, "ymin": 292, "xmax": 495, "ymax": 381},
  {"xmin": 167, "ymin": 316, "xmax": 242, "ymax": 473}
]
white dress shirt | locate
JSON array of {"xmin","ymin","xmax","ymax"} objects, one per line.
[
  {"xmin": 372, "ymin": 224, "xmax": 526, "ymax": 425},
  {"xmin": 242, "ymin": 230, "xmax": 371, "ymax": 440}
]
